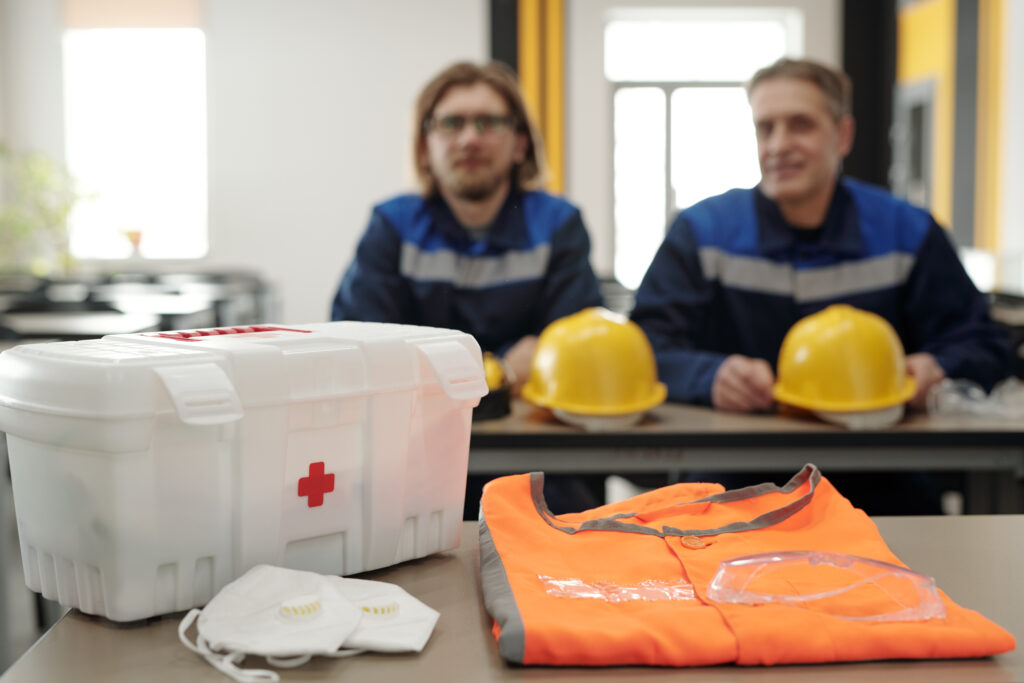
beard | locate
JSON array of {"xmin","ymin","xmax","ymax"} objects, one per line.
[
  {"xmin": 452, "ymin": 175, "xmax": 506, "ymax": 201},
  {"xmin": 442, "ymin": 160, "xmax": 515, "ymax": 202}
]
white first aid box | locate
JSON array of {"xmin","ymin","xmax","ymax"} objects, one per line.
[{"xmin": 0, "ymin": 322, "xmax": 487, "ymax": 621}]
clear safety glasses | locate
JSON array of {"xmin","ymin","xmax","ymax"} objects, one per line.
[{"xmin": 706, "ymin": 551, "xmax": 946, "ymax": 622}]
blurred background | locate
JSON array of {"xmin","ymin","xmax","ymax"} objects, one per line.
[{"xmin": 2, "ymin": 0, "xmax": 1024, "ymax": 671}]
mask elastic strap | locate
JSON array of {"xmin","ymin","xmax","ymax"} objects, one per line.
[
  {"xmin": 178, "ymin": 609, "xmax": 203, "ymax": 654},
  {"xmin": 264, "ymin": 653, "xmax": 312, "ymax": 669},
  {"xmin": 324, "ymin": 648, "xmax": 366, "ymax": 659},
  {"xmin": 203, "ymin": 650, "xmax": 278, "ymax": 683},
  {"xmin": 178, "ymin": 608, "xmax": 280, "ymax": 683},
  {"xmin": 265, "ymin": 647, "xmax": 364, "ymax": 668}
]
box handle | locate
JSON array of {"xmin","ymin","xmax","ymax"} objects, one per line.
[
  {"xmin": 414, "ymin": 340, "xmax": 488, "ymax": 401},
  {"xmin": 154, "ymin": 363, "xmax": 244, "ymax": 425}
]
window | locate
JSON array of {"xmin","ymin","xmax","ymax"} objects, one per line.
[
  {"xmin": 605, "ymin": 9, "xmax": 803, "ymax": 288},
  {"xmin": 63, "ymin": 22, "xmax": 207, "ymax": 259},
  {"xmin": 892, "ymin": 81, "xmax": 934, "ymax": 210}
]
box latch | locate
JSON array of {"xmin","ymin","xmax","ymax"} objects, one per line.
[
  {"xmin": 415, "ymin": 341, "xmax": 487, "ymax": 401},
  {"xmin": 153, "ymin": 363, "xmax": 244, "ymax": 425}
]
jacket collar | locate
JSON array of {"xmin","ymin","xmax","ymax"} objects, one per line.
[
  {"xmin": 756, "ymin": 179, "xmax": 864, "ymax": 257},
  {"xmin": 428, "ymin": 189, "xmax": 528, "ymax": 250}
]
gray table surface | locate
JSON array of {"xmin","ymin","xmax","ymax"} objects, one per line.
[
  {"xmin": 2, "ymin": 516, "xmax": 1021, "ymax": 682},
  {"xmin": 470, "ymin": 400, "xmax": 1024, "ymax": 513},
  {"xmin": 471, "ymin": 398, "xmax": 1024, "ymax": 454}
]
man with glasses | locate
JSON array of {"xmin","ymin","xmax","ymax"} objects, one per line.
[
  {"xmin": 332, "ymin": 61, "xmax": 601, "ymax": 390},
  {"xmin": 332, "ymin": 62, "xmax": 604, "ymax": 517}
]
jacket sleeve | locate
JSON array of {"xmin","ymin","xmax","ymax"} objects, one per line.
[
  {"xmin": 630, "ymin": 214, "xmax": 728, "ymax": 406},
  {"xmin": 902, "ymin": 222, "xmax": 1013, "ymax": 390},
  {"xmin": 534, "ymin": 210, "xmax": 604, "ymax": 329},
  {"xmin": 330, "ymin": 210, "xmax": 416, "ymax": 323}
]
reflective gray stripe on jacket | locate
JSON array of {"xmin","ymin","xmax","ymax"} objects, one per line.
[
  {"xmin": 400, "ymin": 242, "xmax": 551, "ymax": 289},
  {"xmin": 698, "ymin": 248, "xmax": 916, "ymax": 303}
]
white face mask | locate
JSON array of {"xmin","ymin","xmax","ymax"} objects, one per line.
[
  {"xmin": 329, "ymin": 576, "xmax": 439, "ymax": 653},
  {"xmin": 179, "ymin": 564, "xmax": 363, "ymax": 682},
  {"xmin": 179, "ymin": 565, "xmax": 439, "ymax": 683}
]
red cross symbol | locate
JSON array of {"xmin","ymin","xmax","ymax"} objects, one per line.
[{"xmin": 297, "ymin": 461, "xmax": 335, "ymax": 508}]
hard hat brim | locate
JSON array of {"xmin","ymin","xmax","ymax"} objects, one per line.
[
  {"xmin": 772, "ymin": 376, "xmax": 917, "ymax": 413},
  {"xmin": 522, "ymin": 382, "xmax": 668, "ymax": 416}
]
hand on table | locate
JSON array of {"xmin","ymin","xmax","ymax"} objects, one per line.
[
  {"xmin": 906, "ymin": 352, "xmax": 946, "ymax": 411},
  {"xmin": 502, "ymin": 335, "xmax": 538, "ymax": 396},
  {"xmin": 712, "ymin": 354, "xmax": 776, "ymax": 413}
]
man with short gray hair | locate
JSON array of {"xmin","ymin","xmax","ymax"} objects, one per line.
[{"xmin": 631, "ymin": 57, "xmax": 1011, "ymax": 414}]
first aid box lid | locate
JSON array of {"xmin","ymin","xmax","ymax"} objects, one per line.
[{"xmin": 0, "ymin": 322, "xmax": 486, "ymax": 423}]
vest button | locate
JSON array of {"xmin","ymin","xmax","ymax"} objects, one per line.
[{"xmin": 681, "ymin": 535, "xmax": 707, "ymax": 549}]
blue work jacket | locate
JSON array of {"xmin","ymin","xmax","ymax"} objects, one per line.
[
  {"xmin": 332, "ymin": 190, "xmax": 602, "ymax": 354},
  {"xmin": 631, "ymin": 178, "xmax": 1013, "ymax": 405}
]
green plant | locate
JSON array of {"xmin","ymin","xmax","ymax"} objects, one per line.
[{"xmin": 0, "ymin": 142, "xmax": 78, "ymax": 275}]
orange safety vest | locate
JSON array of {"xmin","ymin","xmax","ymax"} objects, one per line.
[{"xmin": 479, "ymin": 464, "xmax": 1015, "ymax": 666}]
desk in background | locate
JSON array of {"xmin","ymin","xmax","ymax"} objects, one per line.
[
  {"xmin": 0, "ymin": 311, "xmax": 161, "ymax": 339},
  {"xmin": 1, "ymin": 516, "xmax": 1021, "ymax": 682},
  {"xmin": 470, "ymin": 400, "xmax": 1024, "ymax": 513},
  {"xmin": 0, "ymin": 270, "xmax": 275, "ymax": 341}
]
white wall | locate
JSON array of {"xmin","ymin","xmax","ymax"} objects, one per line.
[
  {"xmin": 203, "ymin": 0, "xmax": 487, "ymax": 322},
  {"xmin": 0, "ymin": 1, "xmax": 5, "ymax": 155},
  {"xmin": 565, "ymin": 0, "xmax": 841, "ymax": 276},
  {"xmin": 1002, "ymin": 0, "xmax": 1024, "ymax": 257},
  {"xmin": 0, "ymin": 0, "xmax": 487, "ymax": 323},
  {"xmin": 0, "ymin": 0, "xmax": 65, "ymax": 161}
]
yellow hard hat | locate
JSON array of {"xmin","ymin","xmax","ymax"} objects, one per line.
[
  {"xmin": 773, "ymin": 304, "xmax": 916, "ymax": 412},
  {"xmin": 482, "ymin": 352, "xmax": 507, "ymax": 392},
  {"xmin": 521, "ymin": 307, "xmax": 667, "ymax": 415},
  {"xmin": 475, "ymin": 352, "xmax": 511, "ymax": 421}
]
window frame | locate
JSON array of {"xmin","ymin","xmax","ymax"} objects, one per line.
[
  {"xmin": 611, "ymin": 79, "xmax": 746, "ymax": 230},
  {"xmin": 600, "ymin": 7, "xmax": 805, "ymax": 289}
]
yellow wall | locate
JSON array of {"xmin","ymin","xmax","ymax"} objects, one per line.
[
  {"xmin": 974, "ymin": 0, "xmax": 1004, "ymax": 252},
  {"xmin": 518, "ymin": 0, "xmax": 565, "ymax": 193},
  {"xmin": 896, "ymin": 0, "xmax": 956, "ymax": 228}
]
